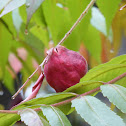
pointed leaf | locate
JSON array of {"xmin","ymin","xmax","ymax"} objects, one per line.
[
  {"xmin": 107, "ymin": 55, "xmax": 126, "ymax": 64},
  {"xmin": 0, "ymin": 0, "xmax": 26, "ymax": 18},
  {"xmin": 83, "ymin": 24, "xmax": 101, "ymax": 63},
  {"xmin": 96, "ymin": 0, "xmax": 121, "ymax": 34},
  {"xmin": 88, "ymin": 54, "xmax": 126, "ymax": 72},
  {"xmin": 0, "ymin": 113, "xmax": 20, "ymax": 126},
  {"xmin": 101, "ymin": 84, "xmax": 126, "ymax": 113},
  {"xmin": 18, "ymin": 108, "xmax": 43, "ymax": 126},
  {"xmin": 72, "ymin": 96, "xmax": 125, "ymax": 126},
  {"xmin": 81, "ymin": 55, "xmax": 126, "ymax": 87},
  {"xmin": 91, "ymin": 7, "xmax": 113, "ymax": 42},
  {"xmin": 12, "ymin": 8, "xmax": 23, "ymax": 33},
  {"xmin": 26, "ymin": 0, "xmax": 44, "ymax": 28},
  {"xmin": 41, "ymin": 106, "xmax": 71, "ymax": 126}
]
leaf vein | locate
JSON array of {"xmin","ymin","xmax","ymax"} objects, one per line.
[{"xmin": 50, "ymin": 106, "xmax": 64, "ymax": 126}]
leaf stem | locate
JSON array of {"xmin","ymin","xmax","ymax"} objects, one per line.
[{"xmin": 1, "ymin": 72, "xmax": 126, "ymax": 114}]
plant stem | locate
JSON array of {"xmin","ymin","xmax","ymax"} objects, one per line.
[
  {"xmin": 1, "ymin": 72, "xmax": 126, "ymax": 114},
  {"xmin": 11, "ymin": 57, "xmax": 47, "ymax": 99},
  {"xmin": 120, "ymin": 4, "xmax": 126, "ymax": 10},
  {"xmin": 57, "ymin": 0, "xmax": 96, "ymax": 46},
  {"xmin": 0, "ymin": 110, "xmax": 18, "ymax": 114},
  {"xmin": 11, "ymin": 66, "xmax": 40, "ymax": 99},
  {"xmin": 104, "ymin": 72, "xmax": 126, "ymax": 84}
]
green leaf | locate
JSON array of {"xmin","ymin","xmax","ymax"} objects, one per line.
[
  {"xmin": 107, "ymin": 55, "xmax": 126, "ymax": 64},
  {"xmin": 82, "ymin": 64, "xmax": 126, "ymax": 86},
  {"xmin": 88, "ymin": 55, "xmax": 126, "ymax": 72},
  {"xmin": 0, "ymin": 0, "xmax": 26, "ymax": 18},
  {"xmin": 4, "ymin": 68, "xmax": 14, "ymax": 94},
  {"xmin": 30, "ymin": 25, "xmax": 49, "ymax": 47},
  {"xmin": 91, "ymin": 7, "xmax": 106, "ymax": 35},
  {"xmin": 81, "ymin": 55, "xmax": 126, "ymax": 87},
  {"xmin": 41, "ymin": 106, "xmax": 71, "ymax": 126},
  {"xmin": 0, "ymin": 113, "xmax": 20, "ymax": 126},
  {"xmin": 91, "ymin": 7, "xmax": 113, "ymax": 42},
  {"xmin": 42, "ymin": 0, "xmax": 60, "ymax": 44},
  {"xmin": 40, "ymin": 117, "xmax": 50, "ymax": 126},
  {"xmin": 19, "ymin": 5, "xmax": 27, "ymax": 23},
  {"xmin": 24, "ymin": 32, "xmax": 44, "ymax": 59},
  {"xmin": 1, "ymin": 12, "xmax": 17, "ymax": 36},
  {"xmin": 0, "ymin": 21, "xmax": 13, "ymax": 77},
  {"xmin": 64, "ymin": 81, "xmax": 103, "ymax": 95},
  {"xmin": 101, "ymin": 84, "xmax": 126, "ymax": 113},
  {"xmin": 12, "ymin": 8, "xmax": 23, "ymax": 33},
  {"xmin": 83, "ymin": 24, "xmax": 101, "ymax": 63},
  {"xmin": 42, "ymin": 0, "xmax": 80, "ymax": 50},
  {"xmin": 13, "ymin": 92, "xmax": 76, "ymax": 115},
  {"xmin": 72, "ymin": 96, "xmax": 125, "ymax": 126},
  {"xmin": 65, "ymin": 0, "xmax": 91, "ymax": 43},
  {"xmin": 33, "ymin": 5, "xmax": 46, "ymax": 26},
  {"xmin": 19, "ymin": 108, "xmax": 43, "ymax": 126},
  {"xmin": 96, "ymin": 0, "xmax": 121, "ymax": 34},
  {"xmin": 0, "ymin": 0, "xmax": 10, "ymax": 11},
  {"xmin": 26, "ymin": 0, "xmax": 44, "ymax": 28}
]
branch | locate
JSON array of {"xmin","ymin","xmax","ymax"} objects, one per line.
[{"xmin": 1, "ymin": 72, "xmax": 126, "ymax": 114}]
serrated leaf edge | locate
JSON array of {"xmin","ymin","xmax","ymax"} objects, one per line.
[
  {"xmin": 72, "ymin": 96, "xmax": 125, "ymax": 126},
  {"xmin": 84, "ymin": 96, "xmax": 108, "ymax": 125},
  {"xmin": 101, "ymin": 84, "xmax": 126, "ymax": 113}
]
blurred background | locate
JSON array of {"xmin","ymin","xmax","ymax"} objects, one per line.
[{"xmin": 0, "ymin": 0, "xmax": 126, "ymax": 125}]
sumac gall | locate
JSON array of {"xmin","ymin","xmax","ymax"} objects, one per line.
[{"xmin": 44, "ymin": 45, "xmax": 88, "ymax": 92}]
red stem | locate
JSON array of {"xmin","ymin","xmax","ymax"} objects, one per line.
[
  {"xmin": 0, "ymin": 72, "xmax": 126, "ymax": 114},
  {"xmin": 104, "ymin": 72, "xmax": 126, "ymax": 84}
]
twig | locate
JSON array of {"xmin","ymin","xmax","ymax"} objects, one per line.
[
  {"xmin": 1, "ymin": 72, "xmax": 126, "ymax": 114},
  {"xmin": 57, "ymin": 0, "xmax": 96, "ymax": 46},
  {"xmin": 120, "ymin": 4, "xmax": 126, "ymax": 10},
  {"xmin": 12, "ymin": 58, "xmax": 47, "ymax": 99}
]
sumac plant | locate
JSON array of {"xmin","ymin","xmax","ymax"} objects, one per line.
[{"xmin": 0, "ymin": 0, "xmax": 126, "ymax": 126}]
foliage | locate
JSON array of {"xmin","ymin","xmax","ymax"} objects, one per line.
[{"xmin": 0, "ymin": 0, "xmax": 126, "ymax": 126}]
